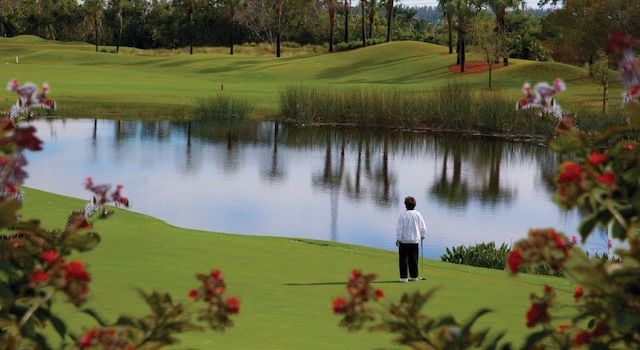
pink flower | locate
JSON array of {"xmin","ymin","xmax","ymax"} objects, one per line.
[{"xmin": 571, "ymin": 235, "xmax": 578, "ymax": 245}]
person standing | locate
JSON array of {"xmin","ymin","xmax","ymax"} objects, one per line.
[{"xmin": 396, "ymin": 196, "xmax": 426, "ymax": 282}]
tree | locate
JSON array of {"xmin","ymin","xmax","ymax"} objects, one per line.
[
  {"xmin": 367, "ymin": 0, "xmax": 375, "ymax": 41},
  {"xmin": 384, "ymin": 0, "xmax": 393, "ymax": 42},
  {"xmin": 592, "ymin": 51, "xmax": 610, "ymax": 114},
  {"xmin": 343, "ymin": 0, "xmax": 350, "ymax": 42},
  {"xmin": 484, "ymin": 0, "xmax": 524, "ymax": 66},
  {"xmin": 276, "ymin": 3, "xmax": 282, "ymax": 57},
  {"xmin": 83, "ymin": 0, "xmax": 105, "ymax": 52},
  {"xmin": 328, "ymin": 0, "xmax": 336, "ymax": 52},
  {"xmin": 438, "ymin": 0, "xmax": 456, "ymax": 54},
  {"xmin": 469, "ymin": 14, "xmax": 508, "ymax": 88},
  {"xmin": 360, "ymin": 0, "xmax": 366, "ymax": 46}
]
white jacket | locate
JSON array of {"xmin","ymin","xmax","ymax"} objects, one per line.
[{"xmin": 396, "ymin": 210, "xmax": 427, "ymax": 243}]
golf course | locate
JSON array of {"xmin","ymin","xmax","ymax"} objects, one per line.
[{"xmin": 1, "ymin": 36, "xmax": 604, "ymax": 348}]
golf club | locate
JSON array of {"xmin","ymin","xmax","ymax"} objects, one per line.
[{"xmin": 419, "ymin": 239, "xmax": 426, "ymax": 280}]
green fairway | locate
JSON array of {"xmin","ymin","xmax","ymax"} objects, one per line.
[
  {"xmin": 19, "ymin": 187, "xmax": 575, "ymax": 349},
  {"xmin": 0, "ymin": 35, "xmax": 622, "ymax": 119}
]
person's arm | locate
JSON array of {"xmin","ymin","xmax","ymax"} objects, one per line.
[
  {"xmin": 419, "ymin": 214, "xmax": 426, "ymax": 240},
  {"xmin": 396, "ymin": 214, "xmax": 404, "ymax": 242}
]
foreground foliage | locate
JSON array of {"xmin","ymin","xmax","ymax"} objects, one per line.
[
  {"xmin": 332, "ymin": 31, "xmax": 640, "ymax": 349},
  {"xmin": 0, "ymin": 82, "xmax": 240, "ymax": 349}
]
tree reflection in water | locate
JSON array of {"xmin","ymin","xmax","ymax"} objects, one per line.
[{"xmin": 26, "ymin": 119, "xmax": 601, "ymax": 258}]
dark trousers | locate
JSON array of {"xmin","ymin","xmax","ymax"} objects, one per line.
[{"xmin": 398, "ymin": 243, "xmax": 419, "ymax": 279}]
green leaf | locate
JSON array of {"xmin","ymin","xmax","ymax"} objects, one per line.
[
  {"xmin": 82, "ymin": 308, "xmax": 111, "ymax": 327},
  {"xmin": 610, "ymin": 219, "xmax": 627, "ymax": 240},
  {"xmin": 50, "ymin": 313, "xmax": 68, "ymax": 339},
  {"xmin": 70, "ymin": 232, "xmax": 101, "ymax": 252},
  {"xmin": 547, "ymin": 132, "xmax": 583, "ymax": 154},
  {"xmin": 522, "ymin": 330, "xmax": 554, "ymax": 349},
  {"xmin": 625, "ymin": 102, "xmax": 640, "ymax": 127},
  {"xmin": 578, "ymin": 208, "xmax": 612, "ymax": 241}
]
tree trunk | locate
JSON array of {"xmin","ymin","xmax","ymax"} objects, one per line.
[
  {"xmin": 329, "ymin": 1, "xmax": 336, "ymax": 52},
  {"xmin": 344, "ymin": 0, "xmax": 349, "ymax": 43},
  {"xmin": 360, "ymin": 0, "xmax": 366, "ymax": 47},
  {"xmin": 230, "ymin": 7, "xmax": 235, "ymax": 55},
  {"xmin": 385, "ymin": 0, "xmax": 393, "ymax": 42},
  {"xmin": 276, "ymin": 4, "xmax": 282, "ymax": 57}
]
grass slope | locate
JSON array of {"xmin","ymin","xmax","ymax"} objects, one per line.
[
  {"xmin": 0, "ymin": 36, "xmax": 622, "ymax": 119},
  {"xmin": 18, "ymin": 187, "xmax": 575, "ymax": 349}
]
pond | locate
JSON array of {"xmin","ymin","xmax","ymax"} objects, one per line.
[{"xmin": 24, "ymin": 118, "xmax": 609, "ymax": 259}]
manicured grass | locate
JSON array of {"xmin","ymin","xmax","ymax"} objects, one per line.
[
  {"xmin": 19, "ymin": 187, "xmax": 575, "ymax": 349},
  {"xmin": 0, "ymin": 36, "xmax": 624, "ymax": 120}
]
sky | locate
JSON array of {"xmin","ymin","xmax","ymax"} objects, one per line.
[{"xmin": 397, "ymin": 0, "xmax": 556, "ymax": 9}]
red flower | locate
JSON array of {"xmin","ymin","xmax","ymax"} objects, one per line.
[
  {"xmin": 597, "ymin": 172, "xmax": 616, "ymax": 186},
  {"xmin": 588, "ymin": 152, "xmax": 606, "ymax": 166},
  {"xmin": 606, "ymin": 30, "xmax": 640, "ymax": 54},
  {"xmin": 623, "ymin": 142, "xmax": 637, "ymax": 151},
  {"xmin": 79, "ymin": 327, "xmax": 99, "ymax": 348},
  {"xmin": 507, "ymin": 249, "xmax": 523, "ymax": 273},
  {"xmin": 574, "ymin": 331, "xmax": 591, "ymax": 346},
  {"xmin": 374, "ymin": 289, "xmax": 384, "ymax": 300},
  {"xmin": 526, "ymin": 303, "xmax": 549, "ymax": 328},
  {"xmin": 591, "ymin": 321, "xmax": 609, "ymax": 338},
  {"xmin": 210, "ymin": 269, "xmax": 223, "ymax": 280},
  {"xmin": 349, "ymin": 269, "xmax": 362, "ymax": 282},
  {"xmin": 573, "ymin": 286, "xmax": 584, "ymax": 302},
  {"xmin": 12, "ymin": 126, "xmax": 43, "ymax": 151},
  {"xmin": 31, "ymin": 269, "xmax": 50, "ymax": 284},
  {"xmin": 64, "ymin": 261, "xmax": 91, "ymax": 282},
  {"xmin": 557, "ymin": 162, "xmax": 582, "ymax": 183},
  {"xmin": 41, "ymin": 250, "xmax": 58, "ymax": 264},
  {"xmin": 332, "ymin": 297, "xmax": 348, "ymax": 314},
  {"xmin": 225, "ymin": 296, "xmax": 240, "ymax": 314},
  {"xmin": 188, "ymin": 289, "xmax": 198, "ymax": 299}
]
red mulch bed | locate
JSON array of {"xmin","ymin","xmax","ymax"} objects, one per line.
[{"xmin": 448, "ymin": 61, "xmax": 510, "ymax": 74}]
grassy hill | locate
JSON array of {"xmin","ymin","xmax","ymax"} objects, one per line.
[
  {"xmin": 0, "ymin": 36, "xmax": 622, "ymax": 119},
  {"xmin": 18, "ymin": 187, "xmax": 575, "ymax": 349}
]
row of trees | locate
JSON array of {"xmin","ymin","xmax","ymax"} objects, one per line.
[
  {"xmin": 0, "ymin": 0, "xmax": 639, "ymax": 73},
  {"xmin": 0, "ymin": 0, "xmax": 432, "ymax": 52}
]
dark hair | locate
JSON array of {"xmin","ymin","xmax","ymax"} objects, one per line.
[{"xmin": 404, "ymin": 196, "xmax": 416, "ymax": 210}]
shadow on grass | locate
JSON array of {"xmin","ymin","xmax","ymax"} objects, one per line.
[{"xmin": 284, "ymin": 280, "xmax": 414, "ymax": 286}]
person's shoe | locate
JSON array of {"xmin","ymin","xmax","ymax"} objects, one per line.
[
  {"xmin": 399, "ymin": 278, "xmax": 408, "ymax": 283},
  {"xmin": 409, "ymin": 277, "xmax": 418, "ymax": 281}
]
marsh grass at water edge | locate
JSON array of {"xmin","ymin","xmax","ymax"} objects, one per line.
[{"xmin": 279, "ymin": 83, "xmax": 629, "ymax": 137}]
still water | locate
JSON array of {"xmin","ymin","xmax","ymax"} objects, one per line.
[{"xmin": 24, "ymin": 118, "xmax": 608, "ymax": 259}]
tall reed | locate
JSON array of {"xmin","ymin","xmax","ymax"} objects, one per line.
[
  {"xmin": 278, "ymin": 84, "xmax": 628, "ymax": 137},
  {"xmin": 196, "ymin": 94, "xmax": 254, "ymax": 119}
]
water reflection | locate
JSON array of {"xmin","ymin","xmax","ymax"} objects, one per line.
[{"xmin": 24, "ymin": 118, "xmax": 606, "ymax": 259}]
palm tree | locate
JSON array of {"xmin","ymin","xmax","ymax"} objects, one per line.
[
  {"xmin": 188, "ymin": 1, "xmax": 194, "ymax": 55},
  {"xmin": 368, "ymin": 0, "xmax": 376, "ymax": 41},
  {"xmin": 485, "ymin": 0, "xmax": 524, "ymax": 66},
  {"xmin": 343, "ymin": 0, "xmax": 350, "ymax": 43},
  {"xmin": 438, "ymin": 0, "xmax": 456, "ymax": 54},
  {"xmin": 360, "ymin": 0, "xmax": 366, "ymax": 47},
  {"xmin": 329, "ymin": 0, "xmax": 336, "ymax": 52},
  {"xmin": 385, "ymin": 0, "xmax": 393, "ymax": 42}
]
